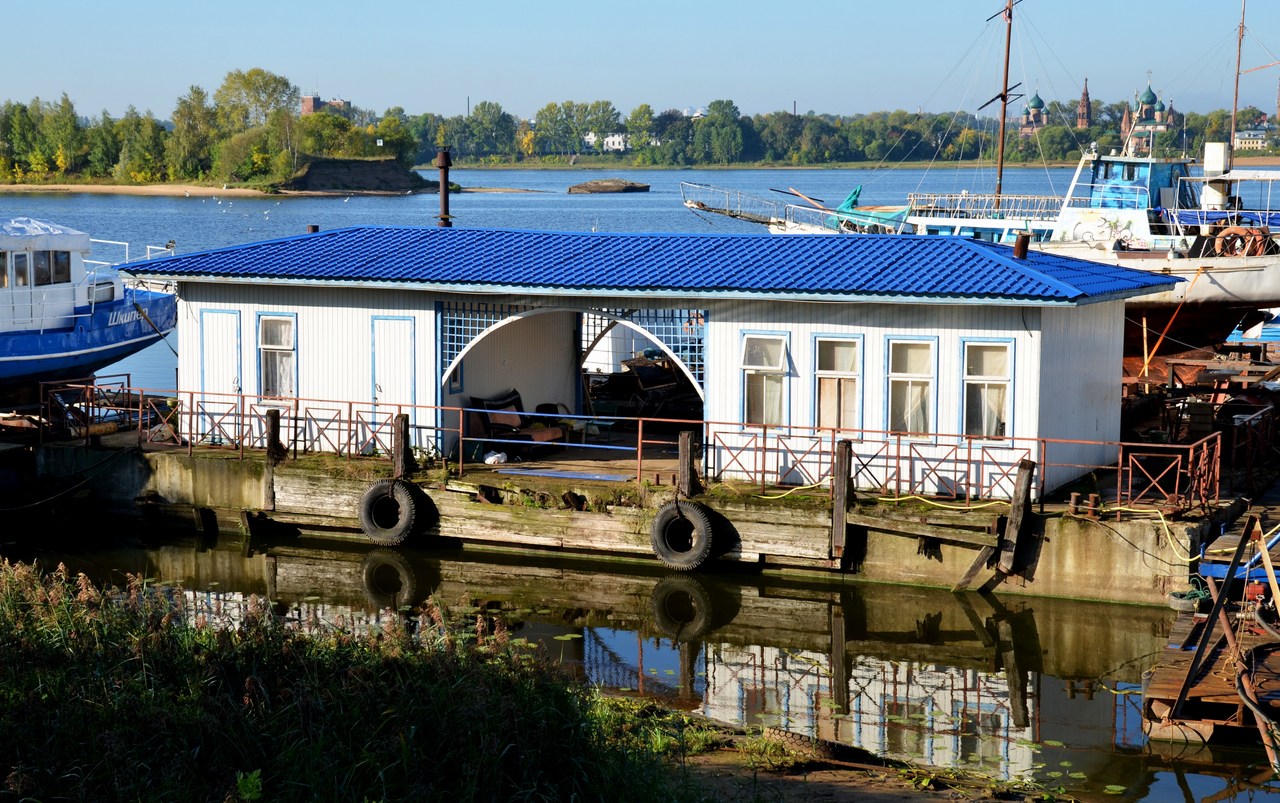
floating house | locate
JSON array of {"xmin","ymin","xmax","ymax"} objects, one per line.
[{"xmin": 129, "ymin": 227, "xmax": 1176, "ymax": 497}]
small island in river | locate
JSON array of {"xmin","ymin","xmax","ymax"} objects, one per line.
[{"xmin": 567, "ymin": 178, "xmax": 650, "ymax": 194}]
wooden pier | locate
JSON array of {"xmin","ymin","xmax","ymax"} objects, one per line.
[{"xmin": 1142, "ymin": 515, "xmax": 1280, "ymax": 759}]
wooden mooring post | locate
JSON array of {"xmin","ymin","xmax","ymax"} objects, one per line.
[
  {"xmin": 676, "ymin": 430, "xmax": 701, "ymax": 497},
  {"xmin": 391, "ymin": 413, "xmax": 416, "ymax": 479},
  {"xmin": 831, "ymin": 440, "xmax": 853, "ymax": 560},
  {"xmin": 265, "ymin": 408, "xmax": 286, "ymax": 466}
]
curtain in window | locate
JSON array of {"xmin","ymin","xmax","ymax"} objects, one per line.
[
  {"xmin": 965, "ymin": 383, "xmax": 1007, "ymax": 436},
  {"xmin": 261, "ymin": 351, "xmax": 294, "ymax": 397},
  {"xmin": 747, "ymin": 373, "xmax": 783, "ymax": 425},
  {"xmin": 890, "ymin": 379, "xmax": 930, "ymax": 433},
  {"xmin": 818, "ymin": 376, "xmax": 857, "ymax": 430}
]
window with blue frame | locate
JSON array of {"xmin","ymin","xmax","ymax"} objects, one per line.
[
  {"xmin": 259, "ymin": 315, "xmax": 295, "ymax": 398},
  {"xmin": 963, "ymin": 342, "xmax": 1010, "ymax": 437},
  {"xmin": 888, "ymin": 340, "xmax": 933, "ymax": 434},
  {"xmin": 816, "ymin": 337, "xmax": 859, "ymax": 431},
  {"xmin": 742, "ymin": 334, "xmax": 787, "ymax": 426}
]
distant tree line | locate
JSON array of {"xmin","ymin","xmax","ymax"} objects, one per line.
[{"xmin": 0, "ymin": 66, "xmax": 1273, "ymax": 187}]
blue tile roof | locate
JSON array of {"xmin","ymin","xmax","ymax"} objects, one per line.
[{"xmin": 127, "ymin": 226, "xmax": 1179, "ymax": 305}]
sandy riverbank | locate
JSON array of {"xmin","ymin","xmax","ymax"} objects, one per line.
[
  {"xmin": 0, "ymin": 183, "xmax": 538, "ymax": 197},
  {"xmin": 5, "ymin": 156, "xmax": 1280, "ymax": 198}
]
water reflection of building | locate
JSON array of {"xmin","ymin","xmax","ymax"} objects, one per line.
[{"xmin": 699, "ymin": 645, "xmax": 1037, "ymax": 779}]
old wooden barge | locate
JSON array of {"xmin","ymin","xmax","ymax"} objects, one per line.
[{"xmin": 13, "ymin": 379, "xmax": 1245, "ymax": 608}]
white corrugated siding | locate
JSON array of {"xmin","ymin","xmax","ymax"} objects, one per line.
[
  {"xmin": 1036, "ymin": 301, "xmax": 1125, "ymax": 489},
  {"xmin": 178, "ymin": 282, "xmax": 438, "ymax": 408},
  {"xmin": 702, "ymin": 299, "xmax": 1044, "ymax": 437},
  {"xmin": 175, "ymin": 279, "xmax": 1125, "ymax": 497}
]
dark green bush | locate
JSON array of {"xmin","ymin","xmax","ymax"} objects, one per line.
[{"xmin": 0, "ymin": 560, "xmax": 681, "ymax": 802}]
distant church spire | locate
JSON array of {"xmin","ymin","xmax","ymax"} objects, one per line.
[{"xmin": 1076, "ymin": 77, "xmax": 1092, "ymax": 130}]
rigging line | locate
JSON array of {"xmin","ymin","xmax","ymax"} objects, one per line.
[{"xmin": 133, "ymin": 299, "xmax": 178, "ymax": 357}]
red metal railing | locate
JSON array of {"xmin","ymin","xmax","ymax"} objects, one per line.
[{"xmin": 43, "ymin": 380, "xmax": 1237, "ymax": 515}]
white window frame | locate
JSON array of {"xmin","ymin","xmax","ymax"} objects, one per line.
[
  {"xmin": 258, "ymin": 313, "xmax": 297, "ymax": 399},
  {"xmin": 962, "ymin": 341, "xmax": 1012, "ymax": 438},
  {"xmin": 815, "ymin": 336, "xmax": 860, "ymax": 433},
  {"xmin": 886, "ymin": 339, "xmax": 935, "ymax": 437},
  {"xmin": 741, "ymin": 333, "xmax": 788, "ymax": 427}
]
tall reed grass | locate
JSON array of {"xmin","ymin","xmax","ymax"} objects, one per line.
[{"xmin": 0, "ymin": 559, "xmax": 701, "ymax": 801}]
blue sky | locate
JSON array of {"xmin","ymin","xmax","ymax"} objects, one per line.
[{"xmin": 12, "ymin": 1, "xmax": 1280, "ymax": 121}]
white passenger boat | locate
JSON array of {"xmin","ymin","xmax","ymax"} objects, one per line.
[{"xmin": 0, "ymin": 217, "xmax": 177, "ymax": 387}]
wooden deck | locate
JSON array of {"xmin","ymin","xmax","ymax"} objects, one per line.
[{"xmin": 1143, "ymin": 515, "xmax": 1280, "ymax": 743}]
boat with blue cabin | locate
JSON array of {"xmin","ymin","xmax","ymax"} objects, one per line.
[
  {"xmin": 692, "ymin": 141, "xmax": 1280, "ymax": 356},
  {"xmin": 0, "ymin": 217, "xmax": 177, "ymax": 388}
]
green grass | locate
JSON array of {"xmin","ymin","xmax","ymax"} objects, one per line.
[{"xmin": 0, "ymin": 560, "xmax": 716, "ymax": 802}]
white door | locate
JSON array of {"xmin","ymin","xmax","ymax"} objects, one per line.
[
  {"xmin": 372, "ymin": 316, "xmax": 415, "ymax": 411},
  {"xmin": 198, "ymin": 309, "xmax": 241, "ymax": 443}
]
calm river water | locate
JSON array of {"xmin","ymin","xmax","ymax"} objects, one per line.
[{"xmin": 2, "ymin": 167, "xmax": 1277, "ymax": 800}]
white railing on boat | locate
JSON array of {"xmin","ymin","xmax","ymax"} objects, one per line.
[
  {"xmin": 905, "ymin": 192, "xmax": 1076, "ymax": 222},
  {"xmin": 680, "ymin": 182, "xmax": 785, "ymax": 227}
]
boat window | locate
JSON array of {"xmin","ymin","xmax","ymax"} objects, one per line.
[
  {"xmin": 12, "ymin": 253, "xmax": 28, "ymax": 287},
  {"xmin": 52, "ymin": 251, "xmax": 71, "ymax": 283},
  {"xmin": 888, "ymin": 340, "xmax": 934, "ymax": 435},
  {"xmin": 963, "ymin": 342, "xmax": 1011, "ymax": 438},
  {"xmin": 0, "ymin": 253, "xmax": 6, "ymax": 289},
  {"xmin": 816, "ymin": 338, "xmax": 860, "ymax": 432},
  {"xmin": 33, "ymin": 251, "xmax": 52, "ymax": 286},
  {"xmin": 259, "ymin": 315, "xmax": 296, "ymax": 398}
]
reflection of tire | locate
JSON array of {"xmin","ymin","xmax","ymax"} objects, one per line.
[
  {"xmin": 651, "ymin": 574, "xmax": 711, "ymax": 641},
  {"xmin": 362, "ymin": 549, "xmax": 418, "ymax": 610},
  {"xmin": 357, "ymin": 479, "xmax": 431, "ymax": 546},
  {"xmin": 650, "ymin": 501, "xmax": 714, "ymax": 570}
]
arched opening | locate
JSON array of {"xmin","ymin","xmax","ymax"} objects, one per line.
[{"xmin": 437, "ymin": 307, "xmax": 705, "ymax": 455}]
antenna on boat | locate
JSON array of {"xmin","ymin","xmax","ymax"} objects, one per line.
[{"xmin": 979, "ymin": 0, "xmax": 1023, "ymax": 210}]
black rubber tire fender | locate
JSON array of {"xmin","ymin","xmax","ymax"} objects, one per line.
[
  {"xmin": 361, "ymin": 548, "xmax": 418, "ymax": 610},
  {"xmin": 650, "ymin": 573, "xmax": 712, "ymax": 641},
  {"xmin": 649, "ymin": 501, "xmax": 714, "ymax": 570},
  {"xmin": 358, "ymin": 478, "xmax": 421, "ymax": 546}
]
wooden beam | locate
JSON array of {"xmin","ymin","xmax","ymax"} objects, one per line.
[
  {"xmin": 845, "ymin": 512, "xmax": 998, "ymax": 548},
  {"xmin": 1000, "ymin": 459, "xmax": 1035, "ymax": 573},
  {"xmin": 953, "ymin": 545, "xmax": 998, "ymax": 592},
  {"xmin": 1173, "ymin": 517, "xmax": 1254, "ymax": 718}
]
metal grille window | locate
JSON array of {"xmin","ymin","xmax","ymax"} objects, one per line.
[
  {"xmin": 963, "ymin": 343, "xmax": 1010, "ymax": 437},
  {"xmin": 588, "ymin": 308, "xmax": 706, "ymax": 388},
  {"xmin": 439, "ymin": 301, "xmax": 524, "ymax": 369},
  {"xmin": 742, "ymin": 334, "xmax": 787, "ymax": 426},
  {"xmin": 816, "ymin": 338, "xmax": 859, "ymax": 431},
  {"xmin": 440, "ymin": 302, "xmax": 707, "ymax": 393},
  {"xmin": 259, "ymin": 315, "xmax": 295, "ymax": 398},
  {"xmin": 888, "ymin": 340, "xmax": 933, "ymax": 435}
]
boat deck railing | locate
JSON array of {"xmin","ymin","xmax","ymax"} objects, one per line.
[
  {"xmin": 44, "ymin": 378, "xmax": 1240, "ymax": 515},
  {"xmin": 680, "ymin": 182, "xmax": 785, "ymax": 226},
  {"xmin": 905, "ymin": 192, "xmax": 1080, "ymax": 222}
]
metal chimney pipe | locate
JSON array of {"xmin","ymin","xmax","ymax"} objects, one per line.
[
  {"xmin": 435, "ymin": 146, "xmax": 453, "ymax": 228},
  {"xmin": 1013, "ymin": 231, "xmax": 1031, "ymax": 259}
]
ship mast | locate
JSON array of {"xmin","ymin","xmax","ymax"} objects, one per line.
[
  {"xmin": 1230, "ymin": 0, "xmax": 1245, "ymax": 169},
  {"xmin": 979, "ymin": 0, "xmax": 1020, "ymax": 210}
]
